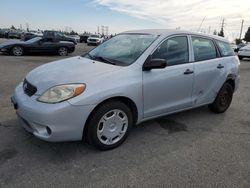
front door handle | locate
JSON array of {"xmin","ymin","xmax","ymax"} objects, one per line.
[
  {"xmin": 217, "ymin": 64, "xmax": 224, "ymax": 69},
  {"xmin": 184, "ymin": 69, "xmax": 194, "ymax": 75}
]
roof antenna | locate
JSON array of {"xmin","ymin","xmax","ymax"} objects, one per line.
[{"xmin": 198, "ymin": 17, "xmax": 206, "ymax": 32}]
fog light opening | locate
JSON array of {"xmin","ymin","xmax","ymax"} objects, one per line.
[{"xmin": 46, "ymin": 126, "xmax": 52, "ymax": 135}]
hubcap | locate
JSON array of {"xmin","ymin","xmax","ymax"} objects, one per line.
[
  {"xmin": 219, "ymin": 88, "xmax": 231, "ymax": 107},
  {"xmin": 13, "ymin": 46, "xmax": 23, "ymax": 56},
  {"xmin": 59, "ymin": 47, "xmax": 67, "ymax": 56},
  {"xmin": 97, "ymin": 109, "xmax": 128, "ymax": 145}
]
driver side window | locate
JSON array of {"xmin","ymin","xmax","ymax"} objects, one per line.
[
  {"xmin": 152, "ymin": 36, "xmax": 189, "ymax": 66},
  {"xmin": 40, "ymin": 38, "xmax": 53, "ymax": 43}
]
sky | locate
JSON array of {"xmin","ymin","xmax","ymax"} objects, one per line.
[{"xmin": 0, "ymin": 0, "xmax": 250, "ymax": 41}]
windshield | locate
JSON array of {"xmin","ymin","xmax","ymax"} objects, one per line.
[
  {"xmin": 85, "ymin": 34, "xmax": 158, "ymax": 65},
  {"xmin": 90, "ymin": 35, "xmax": 99, "ymax": 38},
  {"xmin": 25, "ymin": 37, "xmax": 42, "ymax": 43}
]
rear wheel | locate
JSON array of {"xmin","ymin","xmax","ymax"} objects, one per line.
[
  {"xmin": 208, "ymin": 83, "xmax": 233, "ymax": 113},
  {"xmin": 87, "ymin": 101, "xmax": 133, "ymax": 150},
  {"xmin": 58, "ymin": 47, "xmax": 68, "ymax": 56},
  {"xmin": 12, "ymin": 46, "xmax": 24, "ymax": 56}
]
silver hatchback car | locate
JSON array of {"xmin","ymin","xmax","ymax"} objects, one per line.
[{"xmin": 12, "ymin": 29, "xmax": 240, "ymax": 150}]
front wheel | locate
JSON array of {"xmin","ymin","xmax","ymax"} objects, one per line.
[
  {"xmin": 87, "ymin": 101, "xmax": 133, "ymax": 150},
  {"xmin": 208, "ymin": 83, "xmax": 233, "ymax": 113},
  {"xmin": 58, "ymin": 47, "xmax": 68, "ymax": 56},
  {"xmin": 12, "ymin": 46, "xmax": 24, "ymax": 56}
]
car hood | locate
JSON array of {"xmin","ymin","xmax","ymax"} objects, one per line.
[
  {"xmin": 0, "ymin": 41, "xmax": 25, "ymax": 48},
  {"xmin": 26, "ymin": 56, "xmax": 122, "ymax": 95}
]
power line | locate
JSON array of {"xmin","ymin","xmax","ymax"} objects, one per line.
[{"xmin": 197, "ymin": 17, "xmax": 206, "ymax": 32}]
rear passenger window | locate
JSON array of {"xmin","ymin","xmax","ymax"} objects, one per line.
[
  {"xmin": 192, "ymin": 37, "xmax": 217, "ymax": 61},
  {"xmin": 152, "ymin": 36, "xmax": 189, "ymax": 66},
  {"xmin": 216, "ymin": 40, "xmax": 234, "ymax": 57}
]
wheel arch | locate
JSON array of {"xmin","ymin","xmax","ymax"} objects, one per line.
[
  {"xmin": 82, "ymin": 96, "xmax": 138, "ymax": 140},
  {"xmin": 11, "ymin": 45, "xmax": 25, "ymax": 54},
  {"xmin": 225, "ymin": 74, "xmax": 236, "ymax": 91}
]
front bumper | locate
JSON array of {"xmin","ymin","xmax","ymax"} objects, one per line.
[
  {"xmin": 12, "ymin": 83, "xmax": 95, "ymax": 142},
  {"xmin": 0, "ymin": 48, "xmax": 8, "ymax": 52},
  {"xmin": 87, "ymin": 41, "xmax": 101, "ymax": 45}
]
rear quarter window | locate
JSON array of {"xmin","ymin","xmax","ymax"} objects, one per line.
[
  {"xmin": 192, "ymin": 37, "xmax": 217, "ymax": 61},
  {"xmin": 216, "ymin": 40, "xmax": 234, "ymax": 57}
]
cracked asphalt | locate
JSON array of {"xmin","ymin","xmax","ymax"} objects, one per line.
[{"xmin": 0, "ymin": 39, "xmax": 249, "ymax": 188}]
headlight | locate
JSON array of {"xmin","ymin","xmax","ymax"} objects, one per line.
[{"xmin": 37, "ymin": 84, "xmax": 86, "ymax": 103}]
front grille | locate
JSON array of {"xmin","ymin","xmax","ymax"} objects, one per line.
[
  {"xmin": 89, "ymin": 39, "xmax": 97, "ymax": 42},
  {"xmin": 23, "ymin": 79, "xmax": 37, "ymax": 96}
]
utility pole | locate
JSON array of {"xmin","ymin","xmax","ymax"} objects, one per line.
[
  {"xmin": 105, "ymin": 26, "xmax": 109, "ymax": 36},
  {"xmin": 218, "ymin": 18, "xmax": 225, "ymax": 37},
  {"xmin": 239, "ymin": 19, "xmax": 244, "ymax": 39},
  {"xmin": 101, "ymin": 25, "xmax": 104, "ymax": 36},
  {"xmin": 221, "ymin": 18, "xmax": 225, "ymax": 30},
  {"xmin": 208, "ymin": 26, "xmax": 211, "ymax": 34},
  {"xmin": 26, "ymin": 23, "xmax": 29, "ymax": 32}
]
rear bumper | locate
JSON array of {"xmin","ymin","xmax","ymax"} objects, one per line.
[{"xmin": 12, "ymin": 83, "xmax": 95, "ymax": 142}]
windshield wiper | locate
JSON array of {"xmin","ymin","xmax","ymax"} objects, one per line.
[
  {"xmin": 94, "ymin": 56, "xmax": 116, "ymax": 65},
  {"xmin": 84, "ymin": 53, "xmax": 121, "ymax": 65},
  {"xmin": 84, "ymin": 52, "xmax": 95, "ymax": 60}
]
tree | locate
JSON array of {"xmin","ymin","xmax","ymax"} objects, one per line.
[
  {"xmin": 218, "ymin": 28, "xmax": 224, "ymax": 37},
  {"xmin": 244, "ymin": 27, "xmax": 250, "ymax": 43},
  {"xmin": 235, "ymin": 38, "xmax": 242, "ymax": 45},
  {"xmin": 213, "ymin": 30, "xmax": 217, "ymax": 35},
  {"xmin": 10, "ymin": 25, "xmax": 16, "ymax": 30},
  {"xmin": 69, "ymin": 30, "xmax": 78, "ymax": 35}
]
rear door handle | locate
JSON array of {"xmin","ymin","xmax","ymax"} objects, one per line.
[
  {"xmin": 217, "ymin": 64, "xmax": 224, "ymax": 69},
  {"xmin": 184, "ymin": 69, "xmax": 194, "ymax": 75}
]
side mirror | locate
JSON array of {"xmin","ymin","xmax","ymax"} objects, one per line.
[{"xmin": 143, "ymin": 58, "xmax": 167, "ymax": 71}]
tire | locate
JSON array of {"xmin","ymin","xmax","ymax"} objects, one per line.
[
  {"xmin": 12, "ymin": 46, "xmax": 24, "ymax": 56},
  {"xmin": 208, "ymin": 83, "xmax": 233, "ymax": 113},
  {"xmin": 87, "ymin": 101, "xmax": 133, "ymax": 150},
  {"xmin": 238, "ymin": 56, "xmax": 243, "ymax": 60},
  {"xmin": 58, "ymin": 47, "xmax": 68, "ymax": 56}
]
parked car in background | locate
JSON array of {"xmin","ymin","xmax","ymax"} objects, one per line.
[
  {"xmin": 87, "ymin": 34, "xmax": 104, "ymax": 45},
  {"xmin": 0, "ymin": 29, "xmax": 5, "ymax": 38},
  {"xmin": 0, "ymin": 28, "xmax": 11, "ymax": 38},
  {"xmin": 43, "ymin": 30, "xmax": 77, "ymax": 44},
  {"xmin": 11, "ymin": 29, "xmax": 240, "ymax": 150},
  {"xmin": 69, "ymin": 35, "xmax": 80, "ymax": 43},
  {"xmin": 7, "ymin": 30, "xmax": 22, "ymax": 39},
  {"xmin": 235, "ymin": 43, "xmax": 246, "ymax": 52},
  {"xmin": 238, "ymin": 45, "xmax": 250, "ymax": 60},
  {"xmin": 0, "ymin": 37, "xmax": 75, "ymax": 56},
  {"xmin": 230, "ymin": 44, "xmax": 237, "ymax": 52},
  {"xmin": 21, "ymin": 31, "xmax": 43, "ymax": 41},
  {"xmin": 80, "ymin": 34, "xmax": 89, "ymax": 43}
]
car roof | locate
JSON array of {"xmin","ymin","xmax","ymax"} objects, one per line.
[{"xmin": 122, "ymin": 29, "xmax": 229, "ymax": 43}]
